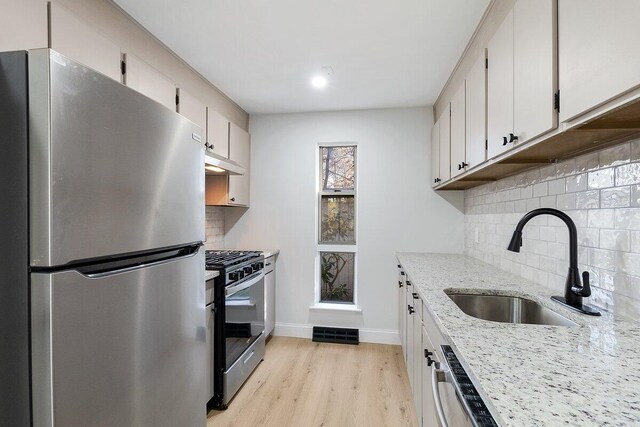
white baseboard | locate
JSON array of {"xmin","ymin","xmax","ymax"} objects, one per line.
[{"xmin": 273, "ymin": 322, "xmax": 400, "ymax": 345}]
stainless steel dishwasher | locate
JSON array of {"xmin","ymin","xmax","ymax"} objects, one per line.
[{"xmin": 431, "ymin": 345, "xmax": 497, "ymax": 427}]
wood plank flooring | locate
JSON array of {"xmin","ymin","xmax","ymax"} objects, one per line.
[{"xmin": 207, "ymin": 336, "xmax": 418, "ymax": 427}]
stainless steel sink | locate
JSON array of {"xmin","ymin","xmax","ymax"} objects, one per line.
[{"xmin": 446, "ymin": 292, "xmax": 578, "ymax": 327}]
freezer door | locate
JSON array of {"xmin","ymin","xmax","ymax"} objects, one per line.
[
  {"xmin": 29, "ymin": 49, "xmax": 205, "ymax": 267},
  {"xmin": 31, "ymin": 248, "xmax": 206, "ymax": 427}
]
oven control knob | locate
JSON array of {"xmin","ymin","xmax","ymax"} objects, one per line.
[
  {"xmin": 244, "ymin": 266, "xmax": 253, "ymax": 275},
  {"xmin": 253, "ymin": 262, "xmax": 263, "ymax": 271},
  {"xmin": 229, "ymin": 272, "xmax": 239, "ymax": 281}
]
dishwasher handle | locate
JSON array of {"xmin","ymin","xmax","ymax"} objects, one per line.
[{"xmin": 432, "ymin": 366, "xmax": 449, "ymax": 427}]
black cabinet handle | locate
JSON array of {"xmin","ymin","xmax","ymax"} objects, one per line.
[
  {"xmin": 412, "ymin": 292, "xmax": 419, "ymax": 300},
  {"xmin": 400, "ymin": 271, "xmax": 405, "ymax": 276},
  {"xmin": 457, "ymin": 163, "xmax": 462, "ymax": 170},
  {"xmin": 424, "ymin": 349, "xmax": 433, "ymax": 358},
  {"xmin": 397, "ymin": 264, "xmax": 401, "ymax": 268},
  {"xmin": 461, "ymin": 162, "xmax": 468, "ymax": 168},
  {"xmin": 508, "ymin": 133, "xmax": 518, "ymax": 143},
  {"xmin": 398, "ymin": 281, "xmax": 403, "ymax": 288},
  {"xmin": 406, "ymin": 280, "xmax": 412, "ymax": 286},
  {"xmin": 230, "ymin": 197, "xmax": 236, "ymax": 202},
  {"xmin": 427, "ymin": 356, "xmax": 435, "ymax": 366},
  {"xmin": 502, "ymin": 136, "xmax": 508, "ymax": 146},
  {"xmin": 408, "ymin": 305, "xmax": 415, "ymax": 314}
]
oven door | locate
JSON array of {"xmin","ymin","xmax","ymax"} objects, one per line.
[{"xmin": 224, "ymin": 271, "xmax": 265, "ymax": 370}]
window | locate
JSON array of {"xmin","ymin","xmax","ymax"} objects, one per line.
[{"xmin": 317, "ymin": 145, "xmax": 357, "ymax": 305}]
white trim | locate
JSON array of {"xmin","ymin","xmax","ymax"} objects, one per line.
[
  {"xmin": 309, "ymin": 303, "xmax": 362, "ymax": 313},
  {"xmin": 273, "ymin": 322, "xmax": 400, "ymax": 345}
]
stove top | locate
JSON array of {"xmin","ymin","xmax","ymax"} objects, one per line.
[{"xmin": 205, "ymin": 250, "xmax": 262, "ymax": 270}]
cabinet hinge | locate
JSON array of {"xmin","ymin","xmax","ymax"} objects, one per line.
[
  {"xmin": 485, "ymin": 58, "xmax": 488, "ymax": 69},
  {"xmin": 120, "ymin": 60, "xmax": 126, "ymax": 76},
  {"xmin": 554, "ymin": 90, "xmax": 560, "ymax": 111},
  {"xmin": 175, "ymin": 93, "xmax": 180, "ymax": 107}
]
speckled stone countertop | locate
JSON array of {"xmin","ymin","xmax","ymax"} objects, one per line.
[
  {"xmin": 204, "ymin": 270, "xmax": 219, "ymax": 281},
  {"xmin": 396, "ymin": 252, "xmax": 640, "ymax": 427}
]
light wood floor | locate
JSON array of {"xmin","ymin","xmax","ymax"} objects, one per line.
[{"xmin": 207, "ymin": 336, "xmax": 419, "ymax": 427}]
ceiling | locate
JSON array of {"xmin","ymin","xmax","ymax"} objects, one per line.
[{"xmin": 114, "ymin": 0, "xmax": 490, "ymax": 115}]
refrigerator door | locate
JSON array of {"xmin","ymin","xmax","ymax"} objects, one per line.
[
  {"xmin": 31, "ymin": 247, "xmax": 206, "ymax": 427},
  {"xmin": 29, "ymin": 49, "xmax": 205, "ymax": 267}
]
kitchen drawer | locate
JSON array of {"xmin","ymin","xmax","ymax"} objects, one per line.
[{"xmin": 264, "ymin": 256, "xmax": 275, "ymax": 273}]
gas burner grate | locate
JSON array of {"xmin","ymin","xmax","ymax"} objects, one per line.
[{"xmin": 205, "ymin": 250, "xmax": 262, "ymax": 270}]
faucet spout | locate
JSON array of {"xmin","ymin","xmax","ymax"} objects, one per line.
[{"xmin": 507, "ymin": 208, "xmax": 600, "ymax": 316}]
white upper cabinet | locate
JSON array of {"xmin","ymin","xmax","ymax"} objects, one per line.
[
  {"xmin": 438, "ymin": 106, "xmax": 451, "ymax": 182},
  {"xmin": 513, "ymin": 0, "xmax": 557, "ymax": 142},
  {"xmin": 465, "ymin": 51, "xmax": 487, "ymax": 170},
  {"xmin": 450, "ymin": 82, "xmax": 466, "ymax": 178},
  {"xmin": 176, "ymin": 88, "xmax": 206, "ymax": 138},
  {"xmin": 123, "ymin": 53, "xmax": 176, "ymax": 110},
  {"xmin": 49, "ymin": 3, "xmax": 121, "ymax": 81},
  {"xmin": 431, "ymin": 119, "xmax": 440, "ymax": 187},
  {"xmin": 207, "ymin": 109, "xmax": 230, "ymax": 159},
  {"xmin": 228, "ymin": 123, "xmax": 250, "ymax": 206},
  {"xmin": 0, "ymin": 0, "xmax": 47, "ymax": 51},
  {"xmin": 558, "ymin": 0, "xmax": 640, "ymax": 122},
  {"xmin": 487, "ymin": 8, "xmax": 514, "ymax": 159}
]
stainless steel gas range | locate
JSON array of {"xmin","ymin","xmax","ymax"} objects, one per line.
[{"xmin": 205, "ymin": 250, "xmax": 266, "ymax": 409}]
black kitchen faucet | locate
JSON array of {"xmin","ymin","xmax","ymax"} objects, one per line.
[{"xmin": 507, "ymin": 208, "xmax": 601, "ymax": 316}]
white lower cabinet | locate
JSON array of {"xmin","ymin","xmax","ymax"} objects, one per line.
[
  {"xmin": 398, "ymin": 265, "xmax": 445, "ymax": 427},
  {"xmin": 405, "ymin": 282, "xmax": 415, "ymax": 390},
  {"xmin": 412, "ymin": 293, "xmax": 423, "ymax": 425},
  {"xmin": 398, "ymin": 267, "xmax": 407, "ymax": 357},
  {"xmin": 264, "ymin": 255, "xmax": 276, "ymax": 336}
]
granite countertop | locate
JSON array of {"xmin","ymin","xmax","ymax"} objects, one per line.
[
  {"xmin": 396, "ymin": 252, "xmax": 640, "ymax": 427},
  {"xmin": 261, "ymin": 249, "xmax": 279, "ymax": 258},
  {"xmin": 204, "ymin": 270, "xmax": 219, "ymax": 281}
]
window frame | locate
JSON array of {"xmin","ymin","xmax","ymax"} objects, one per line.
[{"xmin": 315, "ymin": 143, "xmax": 358, "ymax": 308}]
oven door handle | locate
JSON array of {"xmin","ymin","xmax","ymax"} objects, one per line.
[
  {"xmin": 432, "ymin": 366, "xmax": 450, "ymax": 427},
  {"xmin": 225, "ymin": 271, "xmax": 265, "ymax": 297}
]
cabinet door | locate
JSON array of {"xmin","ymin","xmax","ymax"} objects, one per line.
[
  {"xmin": 421, "ymin": 326, "xmax": 436, "ymax": 427},
  {"xmin": 559, "ymin": 0, "xmax": 640, "ymax": 122},
  {"xmin": 207, "ymin": 109, "xmax": 230, "ymax": 158},
  {"xmin": 398, "ymin": 270, "xmax": 406, "ymax": 354},
  {"xmin": 405, "ymin": 286, "xmax": 414, "ymax": 389},
  {"xmin": 487, "ymin": 9, "xmax": 514, "ymax": 159},
  {"xmin": 0, "ymin": 0, "xmax": 47, "ymax": 51},
  {"xmin": 438, "ymin": 107, "xmax": 451, "ymax": 182},
  {"xmin": 465, "ymin": 51, "xmax": 487, "ymax": 170},
  {"xmin": 430, "ymin": 120, "xmax": 440, "ymax": 187},
  {"xmin": 123, "ymin": 53, "xmax": 176, "ymax": 110},
  {"xmin": 514, "ymin": 0, "xmax": 557, "ymax": 142},
  {"xmin": 412, "ymin": 302, "xmax": 423, "ymax": 425},
  {"xmin": 450, "ymin": 83, "xmax": 466, "ymax": 178},
  {"xmin": 265, "ymin": 270, "xmax": 275, "ymax": 336},
  {"xmin": 49, "ymin": 3, "xmax": 121, "ymax": 81},
  {"xmin": 177, "ymin": 88, "xmax": 206, "ymax": 135},
  {"xmin": 206, "ymin": 303, "xmax": 214, "ymax": 402},
  {"xmin": 228, "ymin": 123, "xmax": 250, "ymax": 206}
]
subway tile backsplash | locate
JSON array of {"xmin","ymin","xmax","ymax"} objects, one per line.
[
  {"xmin": 205, "ymin": 206, "xmax": 225, "ymax": 250},
  {"xmin": 465, "ymin": 137, "xmax": 640, "ymax": 320}
]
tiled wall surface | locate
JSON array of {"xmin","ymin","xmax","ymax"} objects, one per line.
[
  {"xmin": 464, "ymin": 137, "xmax": 640, "ymax": 319},
  {"xmin": 205, "ymin": 206, "xmax": 225, "ymax": 250}
]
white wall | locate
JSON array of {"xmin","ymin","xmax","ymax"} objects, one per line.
[{"xmin": 224, "ymin": 107, "xmax": 465, "ymax": 344}]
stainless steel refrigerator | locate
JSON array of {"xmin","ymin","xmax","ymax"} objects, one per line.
[{"xmin": 0, "ymin": 49, "xmax": 206, "ymax": 426}]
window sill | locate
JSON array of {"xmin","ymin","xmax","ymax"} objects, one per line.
[{"xmin": 309, "ymin": 303, "xmax": 362, "ymax": 313}]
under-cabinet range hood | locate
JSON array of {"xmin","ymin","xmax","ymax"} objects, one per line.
[{"xmin": 205, "ymin": 152, "xmax": 245, "ymax": 176}]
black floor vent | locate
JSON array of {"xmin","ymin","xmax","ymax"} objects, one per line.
[{"xmin": 312, "ymin": 326, "xmax": 359, "ymax": 345}]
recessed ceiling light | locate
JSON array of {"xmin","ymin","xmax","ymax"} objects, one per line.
[{"xmin": 311, "ymin": 75, "xmax": 328, "ymax": 89}]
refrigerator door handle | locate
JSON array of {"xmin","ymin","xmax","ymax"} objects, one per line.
[{"xmin": 76, "ymin": 244, "xmax": 202, "ymax": 278}]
